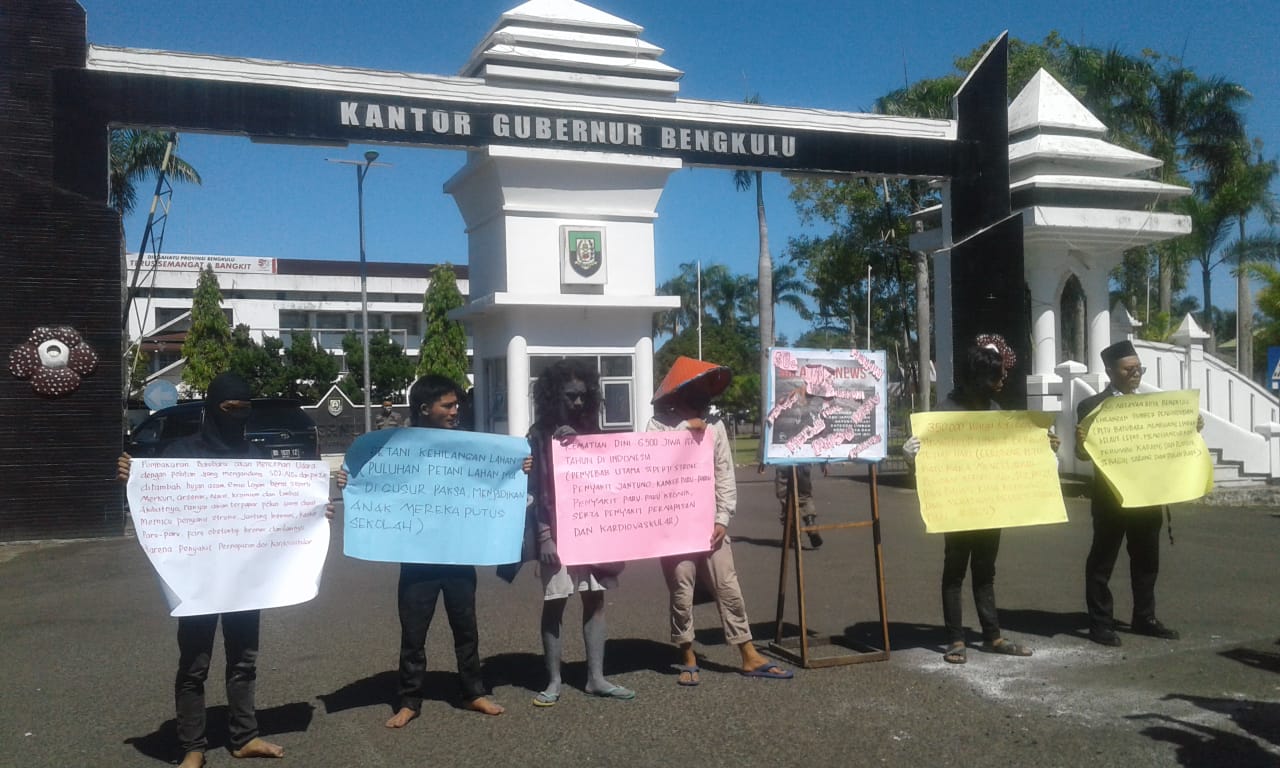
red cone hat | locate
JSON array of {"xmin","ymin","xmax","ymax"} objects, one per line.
[{"xmin": 652, "ymin": 356, "xmax": 732, "ymax": 404}]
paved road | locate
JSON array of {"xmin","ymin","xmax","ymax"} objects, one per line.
[{"xmin": 3, "ymin": 469, "xmax": 1278, "ymax": 767}]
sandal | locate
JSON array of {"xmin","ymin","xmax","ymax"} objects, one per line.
[
  {"xmin": 943, "ymin": 643, "xmax": 967, "ymax": 664},
  {"xmin": 532, "ymin": 691, "xmax": 560, "ymax": 707},
  {"xmin": 675, "ymin": 664, "xmax": 700, "ymax": 687},
  {"xmin": 984, "ymin": 638, "xmax": 1033, "ymax": 657}
]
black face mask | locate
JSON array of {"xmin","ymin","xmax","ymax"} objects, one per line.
[{"xmin": 205, "ymin": 373, "xmax": 253, "ymax": 447}]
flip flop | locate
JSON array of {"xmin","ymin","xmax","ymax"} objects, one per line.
[
  {"xmin": 984, "ymin": 639, "xmax": 1033, "ymax": 657},
  {"xmin": 943, "ymin": 643, "xmax": 968, "ymax": 664},
  {"xmin": 741, "ymin": 662, "xmax": 794, "ymax": 679},
  {"xmin": 675, "ymin": 664, "xmax": 700, "ymax": 687},
  {"xmin": 531, "ymin": 691, "xmax": 560, "ymax": 707},
  {"xmin": 587, "ymin": 685, "xmax": 636, "ymax": 700}
]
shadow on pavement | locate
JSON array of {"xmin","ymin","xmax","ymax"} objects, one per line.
[
  {"xmin": 316, "ymin": 670, "xmax": 400, "ymax": 715},
  {"xmin": 124, "ymin": 701, "xmax": 314, "ymax": 762},
  {"xmin": 842, "ymin": 620, "xmax": 943, "ymax": 653},
  {"xmin": 604, "ymin": 637, "xmax": 692, "ymax": 677},
  {"xmin": 1220, "ymin": 646, "xmax": 1280, "ymax": 675},
  {"xmin": 730, "ymin": 534, "xmax": 785, "ymax": 550},
  {"xmin": 992, "ymin": 607, "xmax": 1091, "ymax": 640},
  {"xmin": 1163, "ymin": 693, "xmax": 1280, "ymax": 749},
  {"xmin": 482, "ymin": 640, "xmax": 674, "ymax": 694},
  {"xmin": 1129, "ymin": 706, "xmax": 1280, "ymax": 768},
  {"xmin": 480, "ymin": 651, "xmax": 545, "ymax": 694}
]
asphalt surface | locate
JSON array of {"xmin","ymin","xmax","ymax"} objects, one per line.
[{"xmin": 3, "ymin": 468, "xmax": 1279, "ymax": 768}]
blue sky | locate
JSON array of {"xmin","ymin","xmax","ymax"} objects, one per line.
[{"xmin": 82, "ymin": 0, "xmax": 1278, "ymax": 342}]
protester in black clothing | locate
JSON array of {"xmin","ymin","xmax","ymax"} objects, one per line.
[
  {"xmin": 1075, "ymin": 340, "xmax": 1187, "ymax": 647},
  {"xmin": 117, "ymin": 372, "xmax": 283, "ymax": 767},
  {"xmin": 905, "ymin": 336, "xmax": 1056, "ymax": 664}
]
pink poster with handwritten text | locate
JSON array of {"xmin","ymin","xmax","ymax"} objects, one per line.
[{"xmin": 551, "ymin": 431, "xmax": 715, "ymax": 565}]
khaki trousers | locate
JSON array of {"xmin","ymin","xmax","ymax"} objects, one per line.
[{"xmin": 660, "ymin": 538, "xmax": 753, "ymax": 647}]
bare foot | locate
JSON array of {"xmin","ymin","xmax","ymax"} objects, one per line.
[
  {"xmin": 384, "ymin": 707, "xmax": 419, "ymax": 729},
  {"xmin": 739, "ymin": 645, "xmax": 769, "ymax": 673},
  {"xmin": 465, "ymin": 696, "xmax": 505, "ymax": 716},
  {"xmin": 178, "ymin": 752, "xmax": 205, "ymax": 768},
  {"xmin": 230, "ymin": 737, "xmax": 284, "ymax": 759}
]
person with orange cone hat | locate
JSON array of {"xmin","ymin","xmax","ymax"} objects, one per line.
[{"xmin": 646, "ymin": 356, "xmax": 793, "ymax": 685}]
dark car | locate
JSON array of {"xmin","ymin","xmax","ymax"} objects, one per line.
[{"xmin": 126, "ymin": 398, "xmax": 320, "ymax": 460}]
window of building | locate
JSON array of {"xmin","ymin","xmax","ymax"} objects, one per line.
[
  {"xmin": 279, "ymin": 310, "xmax": 309, "ymax": 329},
  {"xmin": 601, "ymin": 380, "xmax": 633, "ymax": 428},
  {"xmin": 155, "ymin": 307, "xmax": 189, "ymax": 328},
  {"xmin": 391, "ymin": 313, "xmax": 421, "ymax": 338}
]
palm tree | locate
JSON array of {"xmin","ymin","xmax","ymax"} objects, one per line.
[
  {"xmin": 1179, "ymin": 194, "xmax": 1234, "ymax": 338},
  {"xmin": 732, "ymin": 93, "xmax": 773, "ymax": 454},
  {"xmin": 654, "ymin": 261, "xmax": 700, "ymax": 339},
  {"xmin": 702, "ymin": 264, "xmax": 756, "ymax": 329},
  {"xmin": 1128, "ymin": 68, "xmax": 1250, "ymax": 314},
  {"xmin": 770, "ymin": 262, "xmax": 812, "ymax": 324},
  {"xmin": 1215, "ymin": 143, "xmax": 1280, "ymax": 376},
  {"xmin": 109, "ymin": 129, "xmax": 201, "ymax": 216}
]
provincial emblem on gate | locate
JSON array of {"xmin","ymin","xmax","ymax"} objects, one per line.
[
  {"xmin": 327, "ymin": 397, "xmax": 344, "ymax": 416},
  {"xmin": 561, "ymin": 227, "xmax": 606, "ymax": 283}
]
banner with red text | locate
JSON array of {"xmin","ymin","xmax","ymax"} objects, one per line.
[{"xmin": 763, "ymin": 347, "xmax": 889, "ymax": 463}]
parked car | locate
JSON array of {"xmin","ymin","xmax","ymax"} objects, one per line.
[{"xmin": 126, "ymin": 398, "xmax": 320, "ymax": 460}]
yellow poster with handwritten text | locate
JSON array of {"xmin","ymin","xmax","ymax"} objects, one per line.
[
  {"xmin": 910, "ymin": 411, "xmax": 1067, "ymax": 533},
  {"xmin": 1080, "ymin": 390, "xmax": 1212, "ymax": 507}
]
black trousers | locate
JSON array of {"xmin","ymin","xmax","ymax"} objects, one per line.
[
  {"xmin": 397, "ymin": 563, "xmax": 485, "ymax": 710},
  {"xmin": 1085, "ymin": 503, "xmax": 1162, "ymax": 630},
  {"xmin": 941, "ymin": 529, "xmax": 1002, "ymax": 643},
  {"xmin": 175, "ymin": 610, "xmax": 260, "ymax": 753}
]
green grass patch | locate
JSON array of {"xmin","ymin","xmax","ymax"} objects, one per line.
[{"xmin": 730, "ymin": 436, "xmax": 761, "ymax": 466}]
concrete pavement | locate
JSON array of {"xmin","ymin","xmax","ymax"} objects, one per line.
[{"xmin": 3, "ymin": 468, "xmax": 1279, "ymax": 767}]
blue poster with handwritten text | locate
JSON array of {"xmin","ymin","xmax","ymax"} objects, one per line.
[{"xmin": 342, "ymin": 428, "xmax": 529, "ymax": 565}]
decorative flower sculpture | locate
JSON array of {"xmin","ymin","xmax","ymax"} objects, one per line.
[{"xmin": 9, "ymin": 326, "xmax": 98, "ymax": 397}]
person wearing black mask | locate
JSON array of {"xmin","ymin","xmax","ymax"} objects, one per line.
[{"xmin": 118, "ymin": 373, "xmax": 283, "ymax": 767}]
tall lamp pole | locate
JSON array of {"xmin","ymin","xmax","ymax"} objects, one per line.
[{"xmin": 328, "ymin": 150, "xmax": 389, "ymax": 433}]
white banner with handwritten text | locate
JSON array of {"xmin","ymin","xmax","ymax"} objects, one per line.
[{"xmin": 127, "ymin": 459, "xmax": 331, "ymax": 617}]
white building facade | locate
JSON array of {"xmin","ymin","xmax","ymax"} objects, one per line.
[{"xmin": 128, "ymin": 253, "xmax": 468, "ymax": 391}]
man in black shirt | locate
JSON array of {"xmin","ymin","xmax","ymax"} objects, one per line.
[{"xmin": 1075, "ymin": 340, "xmax": 1180, "ymax": 647}]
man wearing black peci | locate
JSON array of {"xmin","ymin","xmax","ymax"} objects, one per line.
[{"xmin": 1075, "ymin": 340, "xmax": 1187, "ymax": 647}]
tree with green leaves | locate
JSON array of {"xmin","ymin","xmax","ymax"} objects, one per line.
[
  {"xmin": 180, "ymin": 266, "xmax": 231, "ymax": 395},
  {"xmin": 109, "ymin": 129, "xmax": 201, "ymax": 217},
  {"xmin": 227, "ymin": 324, "xmax": 289, "ymax": 397},
  {"xmin": 1216, "ymin": 142, "xmax": 1280, "ymax": 377},
  {"xmin": 720, "ymin": 372, "xmax": 761, "ymax": 430},
  {"xmin": 342, "ymin": 331, "xmax": 416, "ymax": 403},
  {"xmin": 770, "ymin": 262, "xmax": 812, "ymax": 324},
  {"xmin": 654, "ymin": 261, "xmax": 700, "ymax": 339},
  {"xmin": 655, "ymin": 323, "xmax": 758, "ymax": 385},
  {"xmin": 785, "ymin": 175, "xmax": 929, "ymax": 379},
  {"xmin": 1246, "ymin": 262, "xmax": 1280, "ymax": 379},
  {"xmin": 702, "ymin": 264, "xmax": 758, "ymax": 330},
  {"xmin": 416, "ymin": 263, "xmax": 469, "ymax": 387},
  {"xmin": 283, "ymin": 330, "xmax": 340, "ymax": 403}
]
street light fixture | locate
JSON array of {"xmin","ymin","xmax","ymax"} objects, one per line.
[{"xmin": 328, "ymin": 150, "xmax": 390, "ymax": 433}]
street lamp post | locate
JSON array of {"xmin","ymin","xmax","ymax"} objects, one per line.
[{"xmin": 329, "ymin": 150, "xmax": 388, "ymax": 433}]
